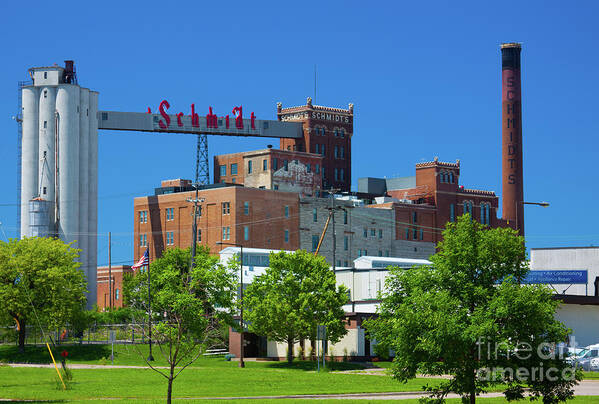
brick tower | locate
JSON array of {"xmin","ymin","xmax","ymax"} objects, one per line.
[
  {"xmin": 501, "ymin": 43, "xmax": 524, "ymax": 235},
  {"xmin": 278, "ymin": 98, "xmax": 353, "ymax": 192}
]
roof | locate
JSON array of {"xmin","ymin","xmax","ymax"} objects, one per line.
[
  {"xmin": 354, "ymin": 256, "xmax": 432, "ymax": 265},
  {"xmin": 218, "ymin": 247, "xmax": 294, "ymax": 255}
]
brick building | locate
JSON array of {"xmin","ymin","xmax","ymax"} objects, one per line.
[
  {"xmin": 96, "ymin": 265, "xmax": 132, "ymax": 311},
  {"xmin": 214, "ymin": 148, "xmax": 323, "ymax": 196},
  {"xmin": 360, "ymin": 158, "xmax": 509, "ymax": 244},
  {"xmin": 133, "ymin": 180, "xmax": 300, "ymax": 263},
  {"xmin": 277, "ymin": 98, "xmax": 353, "ymax": 192}
]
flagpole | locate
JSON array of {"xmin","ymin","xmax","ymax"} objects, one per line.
[{"xmin": 147, "ymin": 241, "xmax": 154, "ymax": 361}]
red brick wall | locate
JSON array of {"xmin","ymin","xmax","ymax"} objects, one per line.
[{"xmin": 134, "ymin": 186, "xmax": 300, "ymax": 263}]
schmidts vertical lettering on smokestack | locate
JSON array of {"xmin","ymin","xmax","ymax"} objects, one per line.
[{"xmin": 501, "ymin": 43, "xmax": 524, "ymax": 235}]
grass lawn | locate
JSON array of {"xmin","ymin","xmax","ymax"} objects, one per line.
[{"xmin": 0, "ymin": 364, "xmax": 441, "ymax": 401}]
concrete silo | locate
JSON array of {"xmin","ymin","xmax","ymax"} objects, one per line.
[{"xmin": 20, "ymin": 61, "xmax": 99, "ymax": 308}]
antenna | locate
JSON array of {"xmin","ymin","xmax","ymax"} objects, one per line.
[{"xmin": 314, "ymin": 64, "xmax": 317, "ymax": 103}]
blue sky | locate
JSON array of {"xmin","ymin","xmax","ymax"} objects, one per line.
[{"xmin": 1, "ymin": 1, "xmax": 597, "ymax": 265}]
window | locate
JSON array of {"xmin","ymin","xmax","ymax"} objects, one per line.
[
  {"xmin": 231, "ymin": 178, "xmax": 236, "ymax": 183},
  {"xmin": 334, "ymin": 168, "xmax": 338, "ymax": 181},
  {"xmin": 284, "ymin": 205, "xmax": 289, "ymax": 218},
  {"xmin": 412, "ymin": 211, "xmax": 417, "ymax": 223},
  {"xmin": 43, "ymin": 187, "xmax": 46, "ymax": 195},
  {"xmin": 273, "ymin": 158, "xmax": 278, "ymax": 170},
  {"xmin": 284, "ymin": 229, "xmax": 289, "ymax": 243},
  {"xmin": 340, "ymin": 169, "xmax": 344, "ymax": 181},
  {"xmin": 242, "ymin": 201, "xmax": 249, "ymax": 215},
  {"xmin": 344, "ymin": 261, "xmax": 349, "ymax": 267},
  {"xmin": 44, "ymin": 72, "xmax": 47, "ymax": 79},
  {"xmin": 449, "ymin": 172, "xmax": 454, "ymax": 183},
  {"xmin": 340, "ymin": 146, "xmax": 345, "ymax": 159},
  {"xmin": 231, "ymin": 163, "xmax": 238, "ymax": 175},
  {"xmin": 378, "ymin": 250, "xmax": 383, "ymax": 257},
  {"xmin": 340, "ymin": 129, "xmax": 345, "ymax": 138},
  {"xmin": 450, "ymin": 204, "xmax": 455, "ymax": 222},
  {"xmin": 463, "ymin": 201, "xmax": 473, "ymax": 218},
  {"xmin": 166, "ymin": 208, "xmax": 174, "ymax": 221},
  {"xmin": 115, "ymin": 288, "xmax": 120, "ymax": 301},
  {"xmin": 43, "ymin": 120, "xmax": 47, "ymax": 128},
  {"xmin": 220, "ymin": 165, "xmax": 226, "ymax": 176},
  {"xmin": 222, "ymin": 202, "xmax": 230, "ymax": 215},
  {"xmin": 334, "ymin": 130, "xmax": 338, "ymax": 137},
  {"xmin": 263, "ymin": 159, "xmax": 268, "ymax": 171},
  {"xmin": 315, "ymin": 164, "xmax": 320, "ymax": 174},
  {"xmin": 248, "ymin": 160, "xmax": 253, "ymax": 174},
  {"xmin": 166, "ymin": 231, "xmax": 174, "ymax": 245},
  {"xmin": 313, "ymin": 208, "xmax": 318, "ymax": 222},
  {"xmin": 405, "ymin": 228, "xmax": 410, "ymax": 240},
  {"xmin": 420, "ymin": 229, "xmax": 424, "ymax": 240},
  {"xmin": 315, "ymin": 144, "xmax": 319, "ymax": 154},
  {"xmin": 222, "ymin": 226, "xmax": 230, "ymax": 240},
  {"xmin": 385, "ymin": 250, "xmax": 390, "ymax": 257},
  {"xmin": 284, "ymin": 160, "xmax": 288, "ymax": 171},
  {"xmin": 334, "ymin": 146, "xmax": 338, "ymax": 158},
  {"xmin": 287, "ymin": 145, "xmax": 291, "ymax": 150},
  {"xmin": 344, "ymin": 236, "xmax": 348, "ymax": 251},
  {"xmin": 363, "ymin": 227, "xmax": 368, "ymax": 238},
  {"xmin": 197, "ymin": 228, "xmax": 202, "ymax": 242},
  {"xmin": 371, "ymin": 228, "xmax": 376, "ymax": 237},
  {"xmin": 139, "ymin": 211, "xmax": 148, "ymax": 223},
  {"xmin": 140, "ymin": 234, "xmax": 147, "ymax": 247},
  {"xmin": 358, "ymin": 249, "xmax": 362, "ymax": 257},
  {"xmin": 481, "ymin": 203, "xmax": 491, "ymax": 225},
  {"xmin": 378, "ymin": 229, "xmax": 383, "ymax": 239},
  {"xmin": 413, "ymin": 228, "xmax": 418, "ymax": 240},
  {"xmin": 274, "ymin": 184, "xmax": 279, "ymax": 190},
  {"xmin": 343, "ymin": 209, "xmax": 348, "ymax": 224},
  {"xmin": 312, "ymin": 235, "xmax": 319, "ymax": 252},
  {"xmin": 336, "ymin": 260, "xmax": 341, "ymax": 267},
  {"xmin": 321, "ymin": 145, "xmax": 325, "ymax": 156},
  {"xmin": 244, "ymin": 226, "xmax": 249, "ymax": 241},
  {"xmin": 307, "ymin": 163, "xmax": 311, "ymax": 173}
]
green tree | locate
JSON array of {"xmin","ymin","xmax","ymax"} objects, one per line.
[
  {"xmin": 126, "ymin": 246, "xmax": 236, "ymax": 404},
  {"xmin": 0, "ymin": 237, "xmax": 86, "ymax": 352},
  {"xmin": 365, "ymin": 215, "xmax": 579, "ymax": 404},
  {"xmin": 244, "ymin": 250, "xmax": 348, "ymax": 364}
]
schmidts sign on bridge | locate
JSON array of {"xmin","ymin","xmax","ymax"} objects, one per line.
[{"xmin": 98, "ymin": 100, "xmax": 303, "ymax": 139}]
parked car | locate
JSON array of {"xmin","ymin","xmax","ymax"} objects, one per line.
[{"xmin": 571, "ymin": 348, "xmax": 599, "ymax": 371}]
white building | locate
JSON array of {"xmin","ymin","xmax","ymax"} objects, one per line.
[{"xmin": 530, "ymin": 247, "xmax": 599, "ymax": 347}]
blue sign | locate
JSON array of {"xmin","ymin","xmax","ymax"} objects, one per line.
[{"xmin": 523, "ymin": 270, "xmax": 588, "ymax": 284}]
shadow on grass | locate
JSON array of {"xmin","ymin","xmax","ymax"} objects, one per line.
[
  {"xmin": 265, "ymin": 360, "xmax": 367, "ymax": 372},
  {"xmin": 0, "ymin": 344, "xmax": 112, "ymax": 364}
]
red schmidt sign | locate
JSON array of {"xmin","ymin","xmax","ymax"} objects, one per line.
[{"xmin": 150, "ymin": 100, "xmax": 256, "ymax": 131}]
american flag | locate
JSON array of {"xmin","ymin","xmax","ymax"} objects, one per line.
[{"xmin": 132, "ymin": 249, "xmax": 149, "ymax": 269}]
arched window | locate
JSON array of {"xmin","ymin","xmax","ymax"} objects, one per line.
[
  {"xmin": 449, "ymin": 172, "xmax": 454, "ymax": 183},
  {"xmin": 480, "ymin": 203, "xmax": 491, "ymax": 225},
  {"xmin": 463, "ymin": 201, "xmax": 473, "ymax": 219}
]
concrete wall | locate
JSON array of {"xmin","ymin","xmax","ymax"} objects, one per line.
[
  {"xmin": 530, "ymin": 247, "xmax": 599, "ymax": 296},
  {"xmin": 266, "ymin": 328, "xmax": 364, "ymax": 358},
  {"xmin": 555, "ymin": 303, "xmax": 599, "ymax": 347},
  {"xmin": 299, "ymin": 197, "xmax": 435, "ymax": 266}
]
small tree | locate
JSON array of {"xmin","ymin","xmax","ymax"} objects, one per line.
[
  {"xmin": 244, "ymin": 250, "xmax": 348, "ymax": 364},
  {"xmin": 365, "ymin": 215, "xmax": 579, "ymax": 404},
  {"xmin": 127, "ymin": 246, "xmax": 236, "ymax": 404},
  {"xmin": 0, "ymin": 237, "xmax": 86, "ymax": 352}
]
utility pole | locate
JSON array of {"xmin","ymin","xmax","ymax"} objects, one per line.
[
  {"xmin": 147, "ymin": 241, "xmax": 154, "ymax": 362},
  {"xmin": 326, "ymin": 188, "xmax": 341, "ymax": 272},
  {"xmin": 108, "ymin": 232, "xmax": 112, "ymax": 311},
  {"xmin": 187, "ymin": 192, "xmax": 204, "ymax": 274}
]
